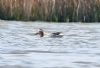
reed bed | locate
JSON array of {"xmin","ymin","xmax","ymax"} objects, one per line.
[{"xmin": 0, "ymin": 0, "xmax": 100, "ymax": 22}]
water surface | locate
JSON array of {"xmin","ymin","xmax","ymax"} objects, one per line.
[{"xmin": 0, "ymin": 20, "xmax": 100, "ymax": 68}]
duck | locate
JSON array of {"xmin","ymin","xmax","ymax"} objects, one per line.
[
  {"xmin": 50, "ymin": 32, "xmax": 63, "ymax": 38},
  {"xmin": 34, "ymin": 28, "xmax": 44, "ymax": 37},
  {"xmin": 34, "ymin": 29, "xmax": 63, "ymax": 38}
]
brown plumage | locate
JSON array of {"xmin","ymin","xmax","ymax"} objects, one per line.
[
  {"xmin": 34, "ymin": 29, "xmax": 44, "ymax": 37},
  {"xmin": 35, "ymin": 29, "xmax": 63, "ymax": 38}
]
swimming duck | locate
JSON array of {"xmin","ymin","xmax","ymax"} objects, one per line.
[
  {"xmin": 50, "ymin": 32, "xmax": 63, "ymax": 38},
  {"xmin": 34, "ymin": 29, "xmax": 44, "ymax": 37},
  {"xmin": 34, "ymin": 29, "xmax": 63, "ymax": 38}
]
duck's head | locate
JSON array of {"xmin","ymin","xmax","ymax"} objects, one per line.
[
  {"xmin": 38, "ymin": 28, "xmax": 44, "ymax": 37},
  {"xmin": 39, "ymin": 28, "xmax": 43, "ymax": 31}
]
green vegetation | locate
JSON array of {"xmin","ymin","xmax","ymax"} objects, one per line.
[{"xmin": 0, "ymin": 0, "xmax": 100, "ymax": 22}]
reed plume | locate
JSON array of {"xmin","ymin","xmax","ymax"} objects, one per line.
[{"xmin": 0, "ymin": 0, "xmax": 100, "ymax": 22}]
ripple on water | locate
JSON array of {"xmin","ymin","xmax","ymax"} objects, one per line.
[
  {"xmin": 73, "ymin": 61, "xmax": 100, "ymax": 68},
  {"xmin": 0, "ymin": 21, "xmax": 100, "ymax": 68},
  {"xmin": 0, "ymin": 65, "xmax": 30, "ymax": 68}
]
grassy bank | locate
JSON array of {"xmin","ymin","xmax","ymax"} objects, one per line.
[{"xmin": 0, "ymin": 0, "xmax": 100, "ymax": 22}]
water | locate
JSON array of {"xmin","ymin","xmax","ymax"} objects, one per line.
[{"xmin": 0, "ymin": 20, "xmax": 100, "ymax": 68}]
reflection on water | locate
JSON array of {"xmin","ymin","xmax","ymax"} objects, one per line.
[{"xmin": 0, "ymin": 20, "xmax": 100, "ymax": 68}]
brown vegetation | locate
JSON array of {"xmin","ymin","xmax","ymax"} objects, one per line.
[{"xmin": 0, "ymin": 0, "xmax": 100, "ymax": 22}]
